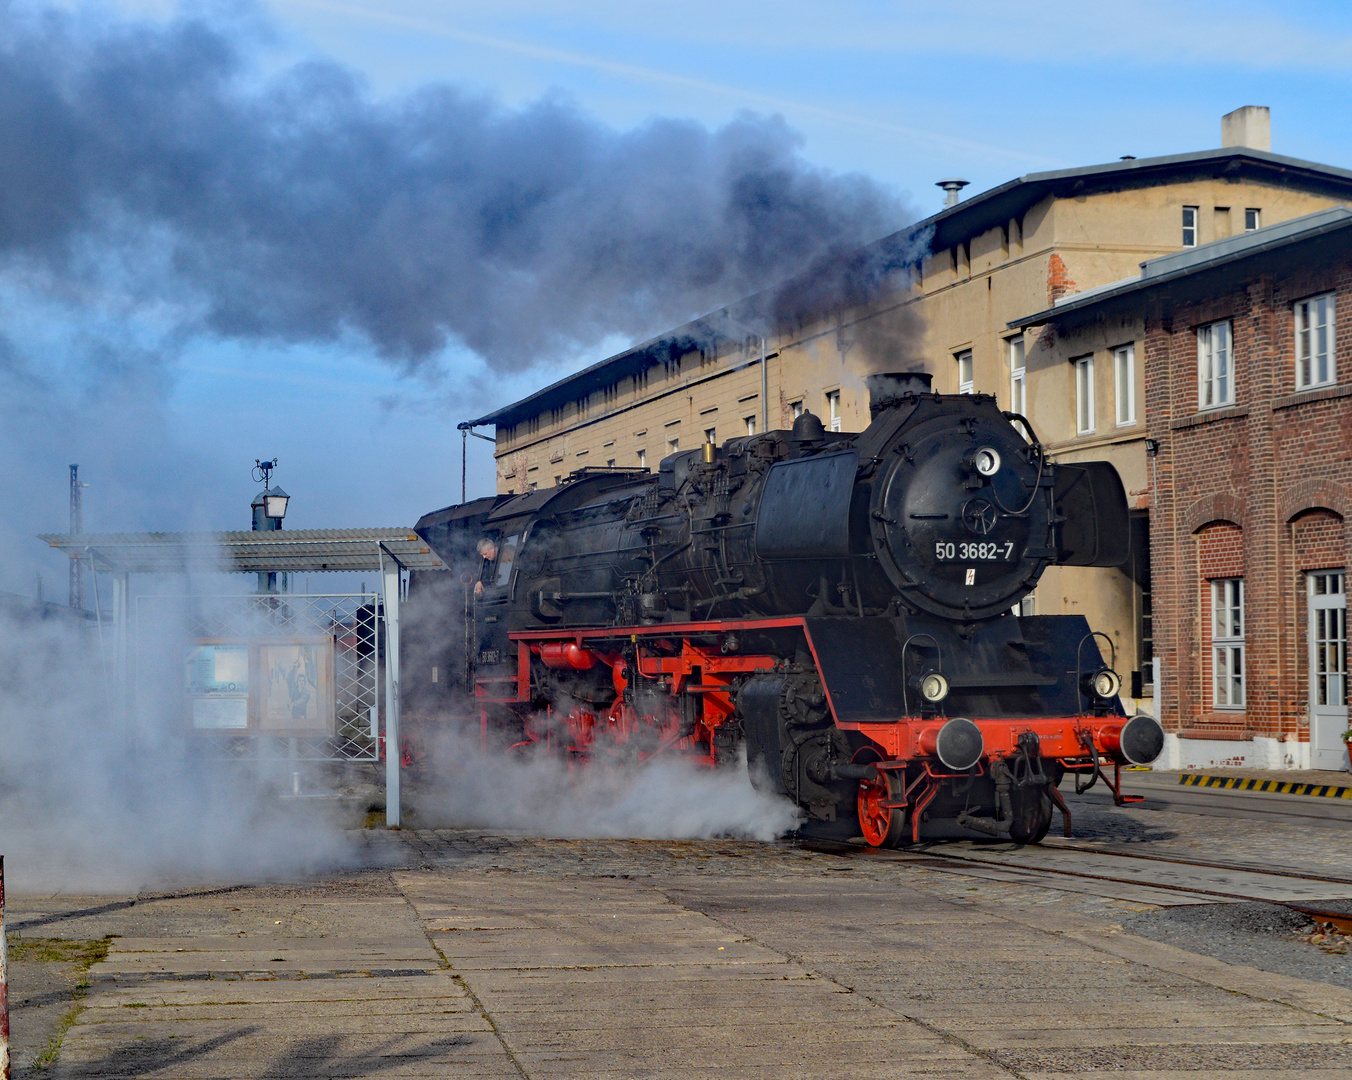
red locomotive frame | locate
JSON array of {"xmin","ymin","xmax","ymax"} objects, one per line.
[{"xmin": 474, "ymin": 617, "xmax": 1143, "ymax": 846}]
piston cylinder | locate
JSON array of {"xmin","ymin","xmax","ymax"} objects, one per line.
[{"xmin": 537, "ymin": 642, "xmax": 598, "ymax": 670}]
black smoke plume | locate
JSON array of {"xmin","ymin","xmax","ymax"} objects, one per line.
[{"xmin": 0, "ymin": 1, "xmax": 913, "ymax": 371}]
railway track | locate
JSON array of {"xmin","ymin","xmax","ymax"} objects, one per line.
[{"xmin": 805, "ymin": 837, "xmax": 1352, "ymax": 909}]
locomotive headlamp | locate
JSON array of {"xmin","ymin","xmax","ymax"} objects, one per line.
[
  {"xmin": 1091, "ymin": 668, "xmax": 1122, "ymax": 699},
  {"xmin": 919, "ymin": 672, "xmax": 949, "ymax": 703},
  {"xmin": 974, "ymin": 447, "xmax": 1001, "ymax": 476}
]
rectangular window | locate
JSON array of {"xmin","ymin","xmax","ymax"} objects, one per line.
[
  {"xmin": 1211, "ymin": 578, "xmax": 1245, "ymax": 708},
  {"xmin": 606, "ymin": 458, "xmax": 615, "ymax": 467},
  {"xmin": 826, "ymin": 390, "xmax": 841, "ymax": 431},
  {"xmin": 956, "ymin": 349, "xmax": 974, "ymax": 394},
  {"xmin": 790, "ymin": 400, "xmax": 804, "ymax": 419},
  {"xmin": 1310, "ymin": 571, "xmax": 1347, "ymax": 708},
  {"xmin": 1197, "ymin": 320, "xmax": 1234, "ymax": 409},
  {"xmin": 1245, "ymin": 208, "xmax": 1261, "ymax": 231},
  {"xmin": 636, "ymin": 449, "xmax": 647, "ymax": 469},
  {"xmin": 1075, "ymin": 355, "xmax": 1095, "ymax": 434},
  {"xmin": 1295, "ymin": 293, "xmax": 1336, "ymax": 389},
  {"xmin": 1113, "ymin": 344, "xmax": 1136, "ymax": 426},
  {"xmin": 1007, "ymin": 336, "xmax": 1025, "ymax": 415},
  {"xmin": 704, "ymin": 427, "xmax": 716, "ymax": 445},
  {"xmin": 667, "ymin": 437, "xmax": 680, "ymax": 453},
  {"xmin": 744, "ymin": 415, "xmax": 758, "ymax": 436},
  {"xmin": 1182, "ymin": 205, "xmax": 1198, "ymax": 247}
]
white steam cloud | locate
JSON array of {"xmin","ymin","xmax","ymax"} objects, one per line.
[
  {"xmin": 413, "ymin": 732, "xmax": 801, "ymax": 842},
  {"xmin": 0, "ymin": 596, "xmax": 373, "ymax": 893}
]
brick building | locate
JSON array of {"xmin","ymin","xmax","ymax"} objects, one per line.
[{"xmin": 1014, "ymin": 208, "xmax": 1352, "ymax": 771}]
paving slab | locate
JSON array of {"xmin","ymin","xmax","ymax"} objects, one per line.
[{"xmin": 6, "ymin": 826, "xmax": 1351, "ymax": 1078}]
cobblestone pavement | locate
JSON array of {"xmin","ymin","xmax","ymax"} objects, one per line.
[{"xmin": 8, "ymin": 794, "xmax": 1352, "ymax": 1079}]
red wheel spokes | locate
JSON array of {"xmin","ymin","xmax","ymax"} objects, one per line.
[{"xmin": 857, "ymin": 775, "xmax": 892, "ymax": 847}]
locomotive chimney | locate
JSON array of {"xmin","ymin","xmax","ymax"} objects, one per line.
[{"xmin": 866, "ymin": 371, "xmax": 933, "ymax": 418}]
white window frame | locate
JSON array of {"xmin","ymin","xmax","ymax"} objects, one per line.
[
  {"xmin": 1211, "ymin": 578, "xmax": 1245, "ymax": 709},
  {"xmin": 667, "ymin": 437, "xmax": 680, "ymax": 453},
  {"xmin": 826, "ymin": 390, "xmax": 841, "ymax": 432},
  {"xmin": 1197, "ymin": 320, "xmax": 1234, "ymax": 410},
  {"xmin": 790, "ymin": 400, "xmax": 804, "ymax": 419},
  {"xmin": 636, "ymin": 448, "xmax": 647, "ymax": 469},
  {"xmin": 1244, "ymin": 208, "xmax": 1261, "ymax": 231},
  {"xmin": 956, "ymin": 350, "xmax": 974, "ymax": 395},
  {"xmin": 1007, "ymin": 336, "xmax": 1026, "ymax": 416},
  {"xmin": 1074, "ymin": 355, "xmax": 1095, "ymax": 434},
  {"xmin": 744, "ymin": 415, "xmax": 758, "ymax": 436},
  {"xmin": 1295, "ymin": 292, "xmax": 1336, "ymax": 390},
  {"xmin": 1182, "ymin": 205, "xmax": 1198, "ymax": 247},
  {"xmin": 704, "ymin": 427, "xmax": 716, "ymax": 445},
  {"xmin": 1113, "ymin": 343, "xmax": 1136, "ymax": 426}
]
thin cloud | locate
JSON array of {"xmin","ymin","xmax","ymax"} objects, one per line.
[
  {"xmin": 336, "ymin": 0, "xmax": 1352, "ymax": 74},
  {"xmin": 278, "ymin": 0, "xmax": 1058, "ymax": 167}
]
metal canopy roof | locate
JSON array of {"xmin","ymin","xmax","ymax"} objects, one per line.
[{"xmin": 37, "ymin": 528, "xmax": 446, "ymax": 574}]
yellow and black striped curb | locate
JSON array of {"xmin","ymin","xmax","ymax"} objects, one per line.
[{"xmin": 1179, "ymin": 773, "xmax": 1352, "ymax": 799}]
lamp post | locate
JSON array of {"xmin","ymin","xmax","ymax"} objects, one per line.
[
  {"xmin": 251, "ymin": 459, "xmax": 289, "ymax": 593},
  {"xmin": 457, "ymin": 422, "xmax": 496, "ymax": 504}
]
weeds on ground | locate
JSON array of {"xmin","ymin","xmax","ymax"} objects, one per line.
[{"xmin": 11, "ymin": 934, "xmax": 112, "ymax": 1073}]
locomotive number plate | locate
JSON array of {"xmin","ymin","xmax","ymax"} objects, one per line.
[{"xmin": 934, "ymin": 541, "xmax": 1015, "ymax": 561}]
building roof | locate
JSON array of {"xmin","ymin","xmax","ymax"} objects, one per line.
[
  {"xmin": 37, "ymin": 528, "xmax": 446, "ymax": 574},
  {"xmin": 469, "ymin": 148, "xmax": 1352, "ymax": 429},
  {"xmin": 1009, "ymin": 206, "xmax": 1352, "ymax": 329}
]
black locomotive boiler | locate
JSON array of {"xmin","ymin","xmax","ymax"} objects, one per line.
[{"xmin": 413, "ymin": 371, "xmax": 1164, "ymax": 845}]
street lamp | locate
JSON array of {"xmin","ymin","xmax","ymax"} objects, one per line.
[
  {"xmin": 251, "ymin": 459, "xmax": 288, "ymax": 592},
  {"xmin": 262, "ymin": 488, "xmax": 290, "ymax": 520}
]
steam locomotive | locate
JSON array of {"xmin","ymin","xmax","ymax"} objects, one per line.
[{"xmin": 412, "ymin": 372, "xmax": 1164, "ymax": 845}]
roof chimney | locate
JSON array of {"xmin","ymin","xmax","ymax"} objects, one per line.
[
  {"xmin": 936, "ymin": 178, "xmax": 970, "ymax": 208},
  {"xmin": 1221, "ymin": 106, "xmax": 1270, "ymax": 152}
]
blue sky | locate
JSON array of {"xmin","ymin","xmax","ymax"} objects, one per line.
[{"xmin": 12, "ymin": 0, "xmax": 1352, "ymax": 596}]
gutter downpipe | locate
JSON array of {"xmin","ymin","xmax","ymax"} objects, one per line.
[{"xmin": 759, "ymin": 334, "xmax": 768, "ymax": 434}]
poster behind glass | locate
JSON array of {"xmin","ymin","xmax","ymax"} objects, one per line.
[
  {"xmin": 184, "ymin": 637, "xmax": 335, "ymax": 734},
  {"xmin": 185, "ymin": 642, "xmax": 250, "ymax": 730},
  {"xmin": 257, "ymin": 639, "xmax": 335, "ymax": 734}
]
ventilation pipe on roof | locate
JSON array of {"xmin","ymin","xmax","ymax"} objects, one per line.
[
  {"xmin": 936, "ymin": 178, "xmax": 970, "ymax": 208},
  {"xmin": 1222, "ymin": 106, "xmax": 1270, "ymax": 152}
]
